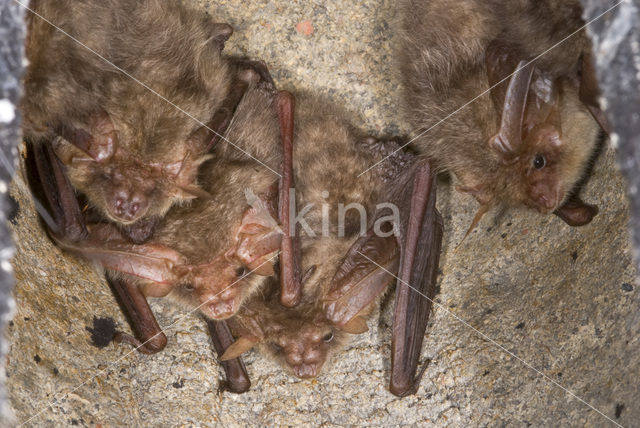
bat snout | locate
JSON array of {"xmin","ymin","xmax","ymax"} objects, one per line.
[
  {"xmin": 110, "ymin": 188, "xmax": 149, "ymax": 223},
  {"xmin": 199, "ymin": 288, "xmax": 241, "ymax": 320}
]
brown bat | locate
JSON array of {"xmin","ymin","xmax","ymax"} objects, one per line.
[
  {"xmin": 22, "ymin": 0, "xmax": 240, "ymax": 243},
  {"xmin": 398, "ymin": 0, "xmax": 607, "ymax": 231},
  {"xmin": 23, "ymin": 71, "xmax": 282, "ymax": 394},
  {"xmin": 51, "ymin": 81, "xmax": 288, "ymax": 333},
  {"xmin": 216, "ymin": 96, "xmax": 443, "ymax": 395},
  {"xmin": 49, "ymin": 83, "xmax": 444, "ymax": 395}
]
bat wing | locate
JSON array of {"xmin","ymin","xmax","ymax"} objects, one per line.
[
  {"xmin": 390, "ymin": 162, "xmax": 443, "ymax": 397},
  {"xmin": 206, "ymin": 318, "xmax": 251, "ymax": 394},
  {"xmin": 277, "ymin": 90, "xmax": 302, "ymax": 307},
  {"xmin": 24, "ymin": 139, "xmax": 88, "ymax": 242}
]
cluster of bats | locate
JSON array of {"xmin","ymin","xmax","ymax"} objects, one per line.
[{"xmin": 20, "ymin": 0, "xmax": 609, "ymax": 396}]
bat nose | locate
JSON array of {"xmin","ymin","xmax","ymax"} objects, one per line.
[
  {"xmin": 537, "ymin": 194, "xmax": 557, "ymax": 211},
  {"xmin": 112, "ymin": 190, "xmax": 147, "ymax": 221},
  {"xmin": 293, "ymin": 363, "xmax": 319, "ymax": 379}
]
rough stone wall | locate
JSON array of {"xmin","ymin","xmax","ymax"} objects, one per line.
[{"xmin": 4, "ymin": 0, "xmax": 639, "ymax": 426}]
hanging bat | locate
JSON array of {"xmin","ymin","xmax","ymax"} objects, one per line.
[
  {"xmin": 22, "ymin": 0, "xmax": 240, "ymax": 243},
  {"xmin": 24, "ymin": 133, "xmax": 254, "ymax": 393},
  {"xmin": 48, "ymin": 81, "xmax": 289, "ymax": 336},
  {"xmin": 398, "ymin": 0, "xmax": 607, "ymax": 232},
  {"xmin": 217, "ymin": 97, "xmax": 443, "ymax": 395}
]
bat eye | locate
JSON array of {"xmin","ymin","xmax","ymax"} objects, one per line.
[
  {"xmin": 533, "ymin": 154, "xmax": 546, "ymax": 170},
  {"xmin": 323, "ymin": 332, "xmax": 334, "ymax": 343},
  {"xmin": 183, "ymin": 283, "xmax": 195, "ymax": 291},
  {"xmin": 235, "ymin": 266, "xmax": 248, "ymax": 278}
]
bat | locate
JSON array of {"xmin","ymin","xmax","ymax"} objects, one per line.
[
  {"xmin": 25, "ymin": 136, "xmax": 254, "ymax": 393},
  {"xmin": 215, "ymin": 95, "xmax": 444, "ymax": 395},
  {"xmin": 22, "ymin": 0, "xmax": 238, "ymax": 243},
  {"xmin": 398, "ymin": 0, "xmax": 607, "ymax": 232},
  {"xmin": 24, "ymin": 58, "xmax": 282, "ymax": 394}
]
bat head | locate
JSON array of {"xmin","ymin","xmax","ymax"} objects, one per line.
[
  {"xmin": 53, "ymin": 110, "xmax": 215, "ymax": 238},
  {"xmin": 463, "ymin": 77, "xmax": 600, "ymax": 231},
  {"xmin": 169, "ymin": 193, "xmax": 282, "ymax": 320},
  {"xmin": 221, "ymin": 290, "xmax": 347, "ymax": 379}
]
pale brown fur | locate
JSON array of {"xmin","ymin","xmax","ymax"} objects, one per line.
[
  {"xmin": 220, "ymin": 90, "xmax": 399, "ymax": 378},
  {"xmin": 23, "ymin": 0, "xmax": 233, "ymax": 228},
  {"xmin": 398, "ymin": 0, "xmax": 599, "ymax": 213}
]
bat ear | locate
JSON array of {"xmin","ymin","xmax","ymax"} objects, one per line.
[
  {"xmin": 220, "ymin": 335, "xmax": 260, "ymax": 361},
  {"xmin": 323, "ymin": 231, "xmax": 399, "ymax": 330},
  {"xmin": 339, "ymin": 317, "xmax": 369, "ymax": 334},
  {"xmin": 487, "ymin": 60, "xmax": 535, "ymax": 161},
  {"xmin": 52, "ymin": 113, "xmax": 118, "ymax": 165},
  {"xmin": 140, "ymin": 281, "xmax": 174, "ymax": 298},
  {"xmin": 208, "ymin": 22, "xmax": 233, "ymax": 51}
]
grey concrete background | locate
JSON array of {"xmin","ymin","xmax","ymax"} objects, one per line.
[{"xmin": 5, "ymin": 0, "xmax": 639, "ymax": 426}]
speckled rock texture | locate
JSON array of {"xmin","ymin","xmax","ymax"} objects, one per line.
[
  {"xmin": 5, "ymin": 0, "xmax": 639, "ymax": 426},
  {"xmin": 0, "ymin": 0, "xmax": 24, "ymax": 424}
]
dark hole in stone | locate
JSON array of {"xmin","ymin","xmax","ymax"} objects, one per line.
[
  {"xmin": 8, "ymin": 321, "xmax": 13, "ymax": 327},
  {"xmin": 53, "ymin": 367, "xmax": 59, "ymax": 375},
  {"xmin": 85, "ymin": 316, "xmax": 116, "ymax": 348},
  {"xmin": 71, "ymin": 419, "xmax": 78, "ymax": 425},
  {"xmin": 506, "ymin": 222, "xmax": 512, "ymax": 227},
  {"xmin": 172, "ymin": 379, "xmax": 184, "ymax": 389},
  {"xmin": 501, "ymin": 233, "xmax": 507, "ymax": 238},
  {"xmin": 33, "ymin": 355, "xmax": 41, "ymax": 363},
  {"xmin": 486, "ymin": 309, "xmax": 493, "ymax": 314},
  {"xmin": 486, "ymin": 227, "xmax": 492, "ymax": 232},
  {"xmin": 615, "ymin": 403, "xmax": 624, "ymax": 419},
  {"xmin": 621, "ymin": 283, "xmax": 633, "ymax": 292},
  {"xmin": 23, "ymin": 317, "xmax": 30, "ymax": 321},
  {"xmin": 571, "ymin": 251, "xmax": 578, "ymax": 261},
  {"xmin": 483, "ymin": 370, "xmax": 490, "ymax": 376},
  {"xmin": 515, "ymin": 322, "xmax": 525, "ymax": 329}
]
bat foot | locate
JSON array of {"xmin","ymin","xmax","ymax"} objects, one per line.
[{"xmin": 113, "ymin": 331, "xmax": 167, "ymax": 354}]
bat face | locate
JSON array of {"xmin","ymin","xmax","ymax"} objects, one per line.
[
  {"xmin": 499, "ymin": 81, "xmax": 600, "ymax": 213},
  {"xmin": 53, "ymin": 130, "xmax": 206, "ymax": 228},
  {"xmin": 264, "ymin": 309, "xmax": 341, "ymax": 379},
  {"xmin": 23, "ymin": 0, "xmax": 234, "ymax": 237}
]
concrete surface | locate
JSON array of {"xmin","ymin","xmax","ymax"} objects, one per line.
[{"xmin": 5, "ymin": 0, "xmax": 639, "ymax": 426}]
